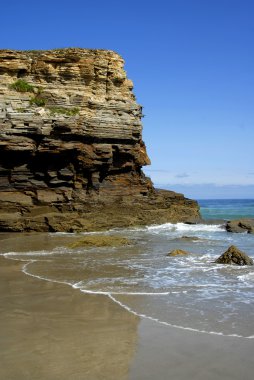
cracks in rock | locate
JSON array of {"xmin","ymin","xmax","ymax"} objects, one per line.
[
  {"xmin": 44, "ymin": 216, "xmax": 55, "ymax": 232},
  {"xmin": 105, "ymin": 59, "xmax": 110, "ymax": 97},
  {"xmin": 99, "ymin": 165, "xmax": 110, "ymax": 183}
]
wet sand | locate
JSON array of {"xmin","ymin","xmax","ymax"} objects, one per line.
[
  {"xmin": 129, "ymin": 320, "xmax": 254, "ymax": 380},
  {"xmin": 1, "ymin": 234, "xmax": 254, "ymax": 379},
  {"xmin": 0, "ymin": 257, "xmax": 138, "ymax": 380}
]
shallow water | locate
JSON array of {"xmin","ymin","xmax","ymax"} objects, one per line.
[{"xmin": 1, "ymin": 222, "xmax": 254, "ymax": 339}]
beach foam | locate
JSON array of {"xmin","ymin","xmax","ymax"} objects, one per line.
[
  {"xmin": 146, "ymin": 222, "xmax": 224, "ymax": 233},
  {"xmin": 5, "ymin": 256, "xmax": 250, "ymax": 339}
]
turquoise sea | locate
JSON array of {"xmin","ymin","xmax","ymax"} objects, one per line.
[
  {"xmin": 199, "ymin": 199, "xmax": 254, "ymax": 220},
  {"xmin": 1, "ymin": 198, "xmax": 254, "ymax": 340}
]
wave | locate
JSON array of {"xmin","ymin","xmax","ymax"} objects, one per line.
[
  {"xmin": 146, "ymin": 222, "xmax": 224, "ymax": 233},
  {"xmin": 4, "ymin": 250, "xmax": 56, "ymax": 257},
  {"xmin": 108, "ymin": 294, "xmax": 254, "ymax": 340},
  {"xmin": 15, "ymin": 259, "xmax": 254, "ymax": 340},
  {"xmin": 238, "ymin": 273, "xmax": 254, "ymax": 282}
]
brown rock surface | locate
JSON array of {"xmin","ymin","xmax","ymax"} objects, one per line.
[
  {"xmin": 0, "ymin": 48, "xmax": 200, "ymax": 232},
  {"xmin": 215, "ymin": 245, "xmax": 253, "ymax": 266},
  {"xmin": 68, "ymin": 235, "xmax": 130, "ymax": 249},
  {"xmin": 226, "ymin": 219, "xmax": 254, "ymax": 234},
  {"xmin": 180, "ymin": 236, "xmax": 203, "ymax": 241},
  {"xmin": 167, "ymin": 249, "xmax": 189, "ymax": 256}
]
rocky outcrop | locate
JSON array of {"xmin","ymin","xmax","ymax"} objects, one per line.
[
  {"xmin": 180, "ymin": 236, "xmax": 203, "ymax": 241},
  {"xmin": 167, "ymin": 249, "xmax": 189, "ymax": 256},
  {"xmin": 0, "ymin": 48, "xmax": 200, "ymax": 232},
  {"xmin": 226, "ymin": 219, "xmax": 254, "ymax": 234},
  {"xmin": 215, "ymin": 245, "xmax": 253, "ymax": 266},
  {"xmin": 68, "ymin": 235, "xmax": 130, "ymax": 249}
]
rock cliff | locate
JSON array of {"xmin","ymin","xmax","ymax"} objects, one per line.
[{"xmin": 0, "ymin": 48, "xmax": 200, "ymax": 232}]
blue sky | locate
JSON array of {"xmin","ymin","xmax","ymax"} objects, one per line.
[{"xmin": 1, "ymin": 0, "xmax": 254, "ymax": 198}]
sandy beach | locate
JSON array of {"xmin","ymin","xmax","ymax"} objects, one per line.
[
  {"xmin": 1, "ymin": 233, "xmax": 254, "ymax": 380},
  {"xmin": 0, "ymin": 256, "xmax": 138, "ymax": 380}
]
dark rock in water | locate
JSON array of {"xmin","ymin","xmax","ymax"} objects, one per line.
[
  {"xmin": 180, "ymin": 236, "xmax": 203, "ymax": 241},
  {"xmin": 171, "ymin": 236, "xmax": 210, "ymax": 244},
  {"xmin": 215, "ymin": 245, "xmax": 253, "ymax": 266},
  {"xmin": 226, "ymin": 219, "xmax": 254, "ymax": 234},
  {"xmin": 167, "ymin": 249, "xmax": 189, "ymax": 256}
]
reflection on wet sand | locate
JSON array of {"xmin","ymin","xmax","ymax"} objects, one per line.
[{"xmin": 0, "ymin": 257, "xmax": 139, "ymax": 380}]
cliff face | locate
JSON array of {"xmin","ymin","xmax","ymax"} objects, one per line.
[{"xmin": 0, "ymin": 48, "xmax": 200, "ymax": 232}]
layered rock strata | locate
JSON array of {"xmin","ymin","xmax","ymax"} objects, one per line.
[{"xmin": 0, "ymin": 48, "xmax": 200, "ymax": 232}]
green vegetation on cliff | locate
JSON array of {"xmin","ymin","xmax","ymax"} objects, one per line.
[{"xmin": 10, "ymin": 79, "xmax": 34, "ymax": 93}]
